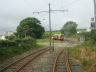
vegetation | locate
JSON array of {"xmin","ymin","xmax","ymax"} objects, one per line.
[
  {"xmin": 5, "ymin": 35, "xmax": 16, "ymax": 40},
  {"xmin": 37, "ymin": 38, "xmax": 49, "ymax": 42},
  {"xmin": 0, "ymin": 37, "xmax": 44, "ymax": 61},
  {"xmin": 0, "ymin": 17, "xmax": 46, "ymax": 61},
  {"xmin": 66, "ymin": 41, "xmax": 96, "ymax": 72},
  {"xmin": 77, "ymin": 29, "xmax": 86, "ymax": 33},
  {"xmin": 61, "ymin": 21, "xmax": 78, "ymax": 37},
  {"xmin": 65, "ymin": 29, "xmax": 96, "ymax": 72},
  {"xmin": 0, "ymin": 25, "xmax": 62, "ymax": 61},
  {"xmin": 16, "ymin": 17, "xmax": 45, "ymax": 39},
  {"xmin": 45, "ymin": 31, "xmax": 61, "ymax": 35},
  {"xmin": 83, "ymin": 29, "xmax": 96, "ymax": 41}
]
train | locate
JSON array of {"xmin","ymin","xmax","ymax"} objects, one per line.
[{"xmin": 52, "ymin": 33, "xmax": 64, "ymax": 41}]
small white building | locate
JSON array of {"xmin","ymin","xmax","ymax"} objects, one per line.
[
  {"xmin": 0, "ymin": 31, "xmax": 14, "ymax": 40},
  {"xmin": 0, "ymin": 35, "xmax": 6, "ymax": 40},
  {"xmin": 4, "ymin": 31, "xmax": 14, "ymax": 36},
  {"xmin": 86, "ymin": 28, "xmax": 91, "ymax": 32}
]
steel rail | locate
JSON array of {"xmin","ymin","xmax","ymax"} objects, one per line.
[
  {"xmin": 16, "ymin": 48, "xmax": 49, "ymax": 72},
  {"xmin": 52, "ymin": 51, "xmax": 63, "ymax": 72},
  {"xmin": 65, "ymin": 52, "xmax": 72, "ymax": 72},
  {"xmin": 0, "ymin": 47, "xmax": 49, "ymax": 72},
  {"xmin": 52, "ymin": 51, "xmax": 72, "ymax": 72}
]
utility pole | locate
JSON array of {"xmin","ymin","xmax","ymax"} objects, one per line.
[
  {"xmin": 33, "ymin": 3, "xmax": 67, "ymax": 53},
  {"xmin": 94, "ymin": 0, "xmax": 96, "ymax": 27},
  {"xmin": 48, "ymin": 3, "xmax": 52, "ymax": 52}
]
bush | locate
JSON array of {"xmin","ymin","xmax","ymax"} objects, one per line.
[
  {"xmin": 0, "ymin": 37, "xmax": 36, "ymax": 61},
  {"xmin": 0, "ymin": 40, "xmax": 17, "ymax": 47},
  {"xmin": 90, "ymin": 29, "xmax": 96, "ymax": 41},
  {"xmin": 81, "ymin": 58, "xmax": 92, "ymax": 67},
  {"xmin": 22, "ymin": 37, "xmax": 36, "ymax": 44},
  {"xmin": 82, "ymin": 29, "xmax": 96, "ymax": 42}
]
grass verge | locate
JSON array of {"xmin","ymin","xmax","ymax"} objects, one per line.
[
  {"xmin": 37, "ymin": 38, "xmax": 49, "ymax": 42},
  {"xmin": 65, "ymin": 40, "xmax": 96, "ymax": 72},
  {"xmin": 0, "ymin": 37, "xmax": 46, "ymax": 62},
  {"xmin": 0, "ymin": 44, "xmax": 45, "ymax": 61}
]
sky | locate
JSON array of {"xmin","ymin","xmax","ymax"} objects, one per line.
[{"xmin": 0, "ymin": 0, "xmax": 94, "ymax": 35}]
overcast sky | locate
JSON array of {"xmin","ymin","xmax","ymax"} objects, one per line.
[{"xmin": 0, "ymin": 0, "xmax": 94, "ymax": 35}]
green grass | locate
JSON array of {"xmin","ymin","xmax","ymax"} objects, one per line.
[
  {"xmin": 45, "ymin": 31, "xmax": 61, "ymax": 34},
  {"xmin": 37, "ymin": 38, "xmax": 49, "ymax": 42},
  {"xmin": 65, "ymin": 40, "xmax": 96, "ymax": 72},
  {"xmin": 77, "ymin": 29, "xmax": 86, "ymax": 33},
  {"xmin": 65, "ymin": 45, "xmax": 81, "ymax": 59},
  {"xmin": 34, "ymin": 44, "xmax": 46, "ymax": 48},
  {"xmin": 65, "ymin": 40, "xmax": 96, "ymax": 58},
  {"xmin": 0, "ymin": 44, "xmax": 45, "ymax": 61},
  {"xmin": 0, "ymin": 37, "xmax": 46, "ymax": 61}
]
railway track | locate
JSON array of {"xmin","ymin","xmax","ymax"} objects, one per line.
[
  {"xmin": 52, "ymin": 51, "xmax": 72, "ymax": 72},
  {"xmin": 0, "ymin": 48, "xmax": 49, "ymax": 72}
]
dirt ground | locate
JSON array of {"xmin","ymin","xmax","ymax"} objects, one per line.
[{"xmin": 38, "ymin": 40, "xmax": 80, "ymax": 48}]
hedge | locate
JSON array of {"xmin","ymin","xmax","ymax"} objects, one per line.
[{"xmin": 0, "ymin": 37, "xmax": 36, "ymax": 61}]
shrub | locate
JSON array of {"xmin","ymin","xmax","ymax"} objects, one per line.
[
  {"xmin": 22, "ymin": 37, "xmax": 36, "ymax": 44},
  {"xmin": 82, "ymin": 29, "xmax": 96, "ymax": 42},
  {"xmin": 0, "ymin": 40, "xmax": 17, "ymax": 47},
  {"xmin": 0, "ymin": 37, "xmax": 36, "ymax": 61},
  {"xmin": 81, "ymin": 58, "xmax": 92, "ymax": 67}
]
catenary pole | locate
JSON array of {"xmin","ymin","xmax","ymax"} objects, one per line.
[
  {"xmin": 49, "ymin": 3, "xmax": 52, "ymax": 52},
  {"xmin": 33, "ymin": 3, "xmax": 67, "ymax": 53},
  {"xmin": 94, "ymin": 0, "xmax": 96, "ymax": 27}
]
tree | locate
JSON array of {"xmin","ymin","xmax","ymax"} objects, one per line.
[
  {"xmin": 16, "ymin": 17, "xmax": 45, "ymax": 39},
  {"xmin": 61, "ymin": 21, "xmax": 78, "ymax": 37}
]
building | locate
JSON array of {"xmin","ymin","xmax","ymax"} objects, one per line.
[
  {"xmin": 0, "ymin": 35, "xmax": 6, "ymax": 40},
  {"xmin": 86, "ymin": 28, "xmax": 91, "ymax": 32},
  {"xmin": 0, "ymin": 31, "xmax": 14, "ymax": 40},
  {"xmin": 4, "ymin": 31, "xmax": 14, "ymax": 36}
]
